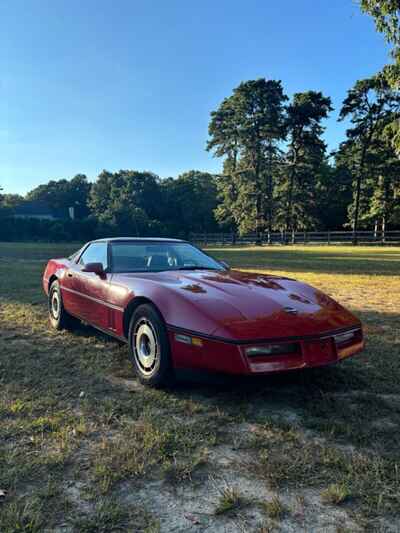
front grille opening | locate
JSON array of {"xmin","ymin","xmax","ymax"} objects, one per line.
[{"xmin": 245, "ymin": 342, "xmax": 300, "ymax": 358}]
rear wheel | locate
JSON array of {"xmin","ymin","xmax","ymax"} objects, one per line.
[
  {"xmin": 128, "ymin": 304, "xmax": 174, "ymax": 387},
  {"xmin": 48, "ymin": 280, "xmax": 74, "ymax": 330}
]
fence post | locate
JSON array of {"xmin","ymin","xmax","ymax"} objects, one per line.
[
  {"xmin": 327, "ymin": 231, "xmax": 331, "ymax": 245},
  {"xmin": 291, "ymin": 229, "xmax": 295, "ymax": 245},
  {"xmin": 204, "ymin": 232, "xmax": 207, "ymax": 246},
  {"xmin": 382, "ymin": 217, "xmax": 386, "ymax": 244}
]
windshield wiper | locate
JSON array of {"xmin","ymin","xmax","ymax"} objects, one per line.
[{"xmin": 175, "ymin": 266, "xmax": 219, "ymax": 271}]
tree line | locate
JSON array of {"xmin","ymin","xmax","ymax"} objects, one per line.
[
  {"xmin": 0, "ymin": 1, "xmax": 399, "ymax": 243},
  {"xmin": 207, "ymin": 74, "xmax": 399, "ymax": 243},
  {"xmin": 0, "ymin": 171, "xmax": 220, "ymax": 241}
]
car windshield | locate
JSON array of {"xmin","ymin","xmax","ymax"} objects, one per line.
[{"xmin": 110, "ymin": 241, "xmax": 225, "ymax": 273}]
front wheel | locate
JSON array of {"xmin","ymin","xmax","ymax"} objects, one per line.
[
  {"xmin": 48, "ymin": 280, "xmax": 74, "ymax": 330},
  {"xmin": 128, "ymin": 304, "xmax": 174, "ymax": 387}
]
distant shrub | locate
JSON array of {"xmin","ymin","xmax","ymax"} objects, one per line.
[
  {"xmin": 0, "ymin": 216, "xmax": 178, "ymax": 242},
  {"xmin": 0, "ymin": 217, "xmax": 99, "ymax": 242}
]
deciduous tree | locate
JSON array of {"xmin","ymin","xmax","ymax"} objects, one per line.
[
  {"xmin": 89, "ymin": 170, "xmax": 163, "ymax": 235},
  {"xmin": 161, "ymin": 171, "xmax": 219, "ymax": 237},
  {"xmin": 27, "ymin": 174, "xmax": 91, "ymax": 218}
]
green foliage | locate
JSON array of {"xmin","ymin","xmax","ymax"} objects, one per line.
[
  {"xmin": 0, "ymin": 189, "xmax": 24, "ymax": 219},
  {"xmin": 88, "ymin": 169, "xmax": 163, "ymax": 234},
  {"xmin": 208, "ymin": 81, "xmax": 335, "ymax": 235},
  {"xmin": 276, "ymin": 91, "xmax": 332, "ymax": 231},
  {"xmin": 360, "ymin": 1, "xmax": 400, "ymax": 151},
  {"xmin": 362, "ymin": 135, "xmax": 400, "ymax": 228},
  {"xmin": 0, "ymin": 217, "xmax": 98, "ymax": 242},
  {"xmin": 0, "ymin": 168, "xmax": 221, "ymax": 240},
  {"xmin": 361, "ymin": 1, "xmax": 400, "ymax": 51},
  {"xmin": 160, "ymin": 170, "xmax": 219, "ymax": 237},
  {"xmin": 338, "ymin": 75, "xmax": 400, "ymax": 237},
  {"xmin": 88, "ymin": 169, "xmax": 218, "ymax": 238},
  {"xmin": 313, "ymin": 161, "xmax": 353, "ymax": 230},
  {"xmin": 207, "ymin": 78, "xmax": 287, "ymax": 236},
  {"xmin": 0, "ymin": 193, "xmax": 24, "ymax": 209},
  {"xmin": 27, "ymin": 174, "xmax": 91, "ymax": 218}
]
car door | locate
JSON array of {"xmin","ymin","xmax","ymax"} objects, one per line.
[
  {"xmin": 59, "ymin": 247, "xmax": 86, "ymax": 318},
  {"xmin": 72, "ymin": 241, "xmax": 112, "ymax": 330}
]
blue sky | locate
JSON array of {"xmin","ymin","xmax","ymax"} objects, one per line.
[{"xmin": 1, "ymin": 0, "xmax": 390, "ymax": 195}]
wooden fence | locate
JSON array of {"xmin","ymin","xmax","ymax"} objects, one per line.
[{"xmin": 190, "ymin": 230, "xmax": 400, "ymax": 246}]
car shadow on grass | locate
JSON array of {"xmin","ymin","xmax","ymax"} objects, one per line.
[
  {"xmin": 67, "ymin": 305, "xmax": 400, "ymax": 429},
  {"xmin": 2, "ymin": 301, "xmax": 400, "ymax": 529},
  {"xmin": 2, "ymin": 296, "xmax": 399, "ymax": 462}
]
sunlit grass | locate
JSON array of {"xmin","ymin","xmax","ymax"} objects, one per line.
[
  {"xmin": 1, "ymin": 242, "xmax": 400, "ymax": 529},
  {"xmin": 207, "ymin": 244, "xmax": 400, "ymax": 276}
]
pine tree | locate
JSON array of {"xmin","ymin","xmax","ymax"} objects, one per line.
[
  {"xmin": 276, "ymin": 91, "xmax": 332, "ymax": 234},
  {"xmin": 339, "ymin": 75, "xmax": 400, "ymax": 243},
  {"xmin": 207, "ymin": 78, "xmax": 287, "ymax": 239}
]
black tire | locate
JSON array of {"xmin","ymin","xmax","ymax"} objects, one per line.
[
  {"xmin": 128, "ymin": 303, "xmax": 174, "ymax": 387},
  {"xmin": 48, "ymin": 280, "xmax": 74, "ymax": 330}
]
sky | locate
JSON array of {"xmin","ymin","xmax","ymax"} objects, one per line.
[{"xmin": 1, "ymin": 0, "xmax": 391, "ymax": 195}]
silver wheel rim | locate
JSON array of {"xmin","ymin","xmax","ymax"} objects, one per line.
[
  {"xmin": 51, "ymin": 291, "xmax": 60, "ymax": 319},
  {"xmin": 133, "ymin": 318, "xmax": 159, "ymax": 376}
]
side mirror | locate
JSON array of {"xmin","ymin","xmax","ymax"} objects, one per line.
[
  {"xmin": 82, "ymin": 262, "xmax": 105, "ymax": 276},
  {"xmin": 220, "ymin": 260, "xmax": 230, "ymax": 270}
]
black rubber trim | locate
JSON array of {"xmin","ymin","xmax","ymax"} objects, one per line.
[
  {"xmin": 67, "ymin": 309, "xmax": 128, "ymax": 343},
  {"xmin": 88, "ymin": 323, "xmax": 127, "ymax": 343},
  {"xmin": 166, "ymin": 323, "xmax": 362, "ymax": 346}
]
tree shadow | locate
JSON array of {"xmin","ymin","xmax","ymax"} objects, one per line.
[
  {"xmin": 211, "ymin": 248, "xmax": 400, "ymax": 276},
  {"xmin": 2, "ymin": 245, "xmax": 399, "ymax": 458}
]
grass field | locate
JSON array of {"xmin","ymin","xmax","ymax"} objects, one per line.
[{"xmin": 1, "ymin": 243, "xmax": 400, "ymax": 532}]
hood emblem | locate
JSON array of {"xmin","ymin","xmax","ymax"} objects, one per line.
[{"xmin": 283, "ymin": 306, "xmax": 298, "ymax": 315}]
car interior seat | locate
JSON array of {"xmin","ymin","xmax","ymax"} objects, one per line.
[{"xmin": 147, "ymin": 254, "xmax": 170, "ymax": 270}]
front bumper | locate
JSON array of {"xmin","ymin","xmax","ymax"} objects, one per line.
[{"xmin": 168, "ymin": 327, "xmax": 364, "ymax": 375}]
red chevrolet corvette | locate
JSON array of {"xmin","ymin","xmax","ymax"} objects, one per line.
[{"xmin": 43, "ymin": 238, "xmax": 364, "ymax": 386}]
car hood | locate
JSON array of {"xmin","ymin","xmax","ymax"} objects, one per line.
[{"xmin": 120, "ymin": 269, "xmax": 360, "ymax": 341}]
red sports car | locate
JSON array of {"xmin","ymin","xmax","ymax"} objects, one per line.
[{"xmin": 43, "ymin": 238, "xmax": 364, "ymax": 386}]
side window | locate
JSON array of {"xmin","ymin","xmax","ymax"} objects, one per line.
[{"xmin": 79, "ymin": 243, "xmax": 108, "ymax": 269}]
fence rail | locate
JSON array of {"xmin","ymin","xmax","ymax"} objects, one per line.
[{"xmin": 190, "ymin": 230, "xmax": 400, "ymax": 246}]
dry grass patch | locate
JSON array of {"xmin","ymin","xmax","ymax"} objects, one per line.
[
  {"xmin": 214, "ymin": 484, "xmax": 243, "ymax": 515},
  {"xmin": 263, "ymin": 496, "xmax": 287, "ymax": 520},
  {"xmin": 91, "ymin": 414, "xmax": 217, "ymax": 493},
  {"xmin": 321, "ymin": 483, "xmax": 351, "ymax": 505},
  {"xmin": 72, "ymin": 497, "xmax": 158, "ymax": 533},
  {"xmin": 1, "ymin": 244, "xmax": 400, "ymax": 530}
]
